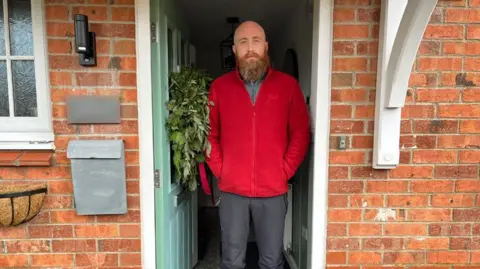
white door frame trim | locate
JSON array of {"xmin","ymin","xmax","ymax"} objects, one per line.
[
  {"xmin": 307, "ymin": 0, "xmax": 332, "ymax": 268},
  {"xmin": 135, "ymin": 0, "xmax": 333, "ymax": 268},
  {"xmin": 135, "ymin": 1, "xmax": 157, "ymax": 269}
]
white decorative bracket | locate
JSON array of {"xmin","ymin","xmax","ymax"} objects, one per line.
[{"xmin": 373, "ymin": 0, "xmax": 438, "ymax": 169}]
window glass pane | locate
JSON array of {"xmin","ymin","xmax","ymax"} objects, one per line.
[
  {"xmin": 0, "ymin": 61, "xmax": 8, "ymax": 116},
  {"xmin": 12, "ymin": 60, "xmax": 36, "ymax": 117},
  {"xmin": 8, "ymin": 0, "xmax": 33, "ymax": 56},
  {"xmin": 0, "ymin": 3, "xmax": 5, "ymax": 56}
]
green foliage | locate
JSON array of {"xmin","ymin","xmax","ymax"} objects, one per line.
[{"xmin": 166, "ymin": 66, "xmax": 213, "ymax": 191}]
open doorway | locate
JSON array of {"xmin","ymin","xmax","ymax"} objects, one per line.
[
  {"xmin": 175, "ymin": 1, "xmax": 315, "ymax": 268},
  {"xmin": 147, "ymin": 0, "xmax": 329, "ymax": 268}
]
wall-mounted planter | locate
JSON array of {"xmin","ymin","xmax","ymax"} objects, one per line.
[{"xmin": 0, "ymin": 183, "xmax": 47, "ymax": 227}]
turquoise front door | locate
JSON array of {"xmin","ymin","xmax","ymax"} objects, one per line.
[{"xmin": 151, "ymin": 0, "xmax": 198, "ymax": 268}]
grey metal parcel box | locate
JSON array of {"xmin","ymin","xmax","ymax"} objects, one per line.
[{"xmin": 67, "ymin": 140, "xmax": 127, "ymax": 215}]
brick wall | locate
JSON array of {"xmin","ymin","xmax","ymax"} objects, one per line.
[
  {"xmin": 328, "ymin": 0, "xmax": 480, "ymax": 267},
  {"xmin": 0, "ymin": 0, "xmax": 141, "ymax": 268}
]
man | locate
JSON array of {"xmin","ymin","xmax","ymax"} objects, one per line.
[{"xmin": 206, "ymin": 21, "xmax": 310, "ymax": 269}]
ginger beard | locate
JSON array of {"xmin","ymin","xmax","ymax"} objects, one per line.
[{"xmin": 236, "ymin": 49, "xmax": 269, "ymax": 82}]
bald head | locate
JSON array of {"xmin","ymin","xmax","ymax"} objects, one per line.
[{"xmin": 233, "ymin": 21, "xmax": 266, "ymax": 44}]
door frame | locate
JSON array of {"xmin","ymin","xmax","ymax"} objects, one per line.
[{"xmin": 134, "ymin": 0, "xmax": 333, "ymax": 268}]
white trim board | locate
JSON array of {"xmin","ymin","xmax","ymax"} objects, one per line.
[
  {"xmin": 307, "ymin": 0, "xmax": 332, "ymax": 268},
  {"xmin": 135, "ymin": 0, "xmax": 333, "ymax": 268},
  {"xmin": 135, "ymin": 1, "xmax": 157, "ymax": 269}
]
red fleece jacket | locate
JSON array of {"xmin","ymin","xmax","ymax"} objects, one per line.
[{"xmin": 206, "ymin": 68, "xmax": 310, "ymax": 198}]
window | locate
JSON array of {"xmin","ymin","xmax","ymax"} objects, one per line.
[{"xmin": 0, "ymin": 0, "xmax": 52, "ymax": 149}]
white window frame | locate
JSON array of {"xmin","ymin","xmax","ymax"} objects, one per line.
[{"xmin": 0, "ymin": 0, "xmax": 53, "ymax": 150}]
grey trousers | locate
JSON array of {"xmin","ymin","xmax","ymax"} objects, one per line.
[{"xmin": 219, "ymin": 191, "xmax": 288, "ymax": 269}]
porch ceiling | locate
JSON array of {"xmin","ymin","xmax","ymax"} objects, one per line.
[{"xmin": 177, "ymin": 0, "xmax": 298, "ymax": 49}]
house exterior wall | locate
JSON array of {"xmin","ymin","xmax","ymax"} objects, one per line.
[
  {"xmin": 327, "ymin": 0, "xmax": 480, "ymax": 267},
  {"xmin": 0, "ymin": 0, "xmax": 141, "ymax": 268}
]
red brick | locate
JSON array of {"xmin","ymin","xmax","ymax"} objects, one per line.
[
  {"xmin": 333, "ymin": 41, "xmax": 355, "ymax": 55},
  {"xmin": 385, "ymin": 224, "xmax": 427, "ymax": 236},
  {"xmin": 332, "ymin": 73, "xmax": 353, "ymax": 87},
  {"xmin": 418, "ymin": 41, "xmax": 441, "ymax": 55},
  {"xmin": 329, "ymin": 195, "xmax": 348, "ymax": 207},
  {"xmin": 326, "ymin": 252, "xmax": 347, "ymax": 264},
  {"xmin": 31, "ymin": 254, "xmax": 74, "ymax": 267},
  {"xmin": 74, "ymin": 225, "xmax": 119, "ymax": 237},
  {"xmin": 416, "ymin": 89, "xmax": 460, "ymax": 102},
  {"xmin": 438, "ymin": 135, "xmax": 480, "ymax": 149},
  {"xmin": 90, "ymin": 23, "xmax": 135, "ymax": 38},
  {"xmin": 439, "ymin": 104, "xmax": 480, "ymax": 118},
  {"xmin": 430, "ymin": 223, "xmax": 471, "ymax": 236},
  {"xmin": 460, "ymin": 120, "xmax": 480, "ymax": 133},
  {"xmin": 47, "ymin": 179, "xmax": 72, "ymax": 194},
  {"xmin": 389, "ymin": 166, "xmax": 433, "ymax": 179},
  {"xmin": 357, "ymin": 8, "xmax": 380, "ymax": 22},
  {"xmin": 432, "ymin": 194, "xmax": 475, "ymax": 207},
  {"xmin": 51, "ymin": 210, "xmax": 94, "ymax": 223},
  {"xmin": 411, "ymin": 180, "xmax": 454, "ymax": 193},
  {"xmin": 446, "ymin": 9, "xmax": 480, "ymax": 22},
  {"xmin": 387, "ymin": 195, "xmax": 428, "ymax": 207},
  {"xmin": 383, "ymin": 252, "xmax": 426, "ymax": 264},
  {"xmin": 331, "ymin": 105, "xmax": 352, "ymax": 118},
  {"xmin": 467, "ymin": 25, "xmax": 480, "ymax": 39},
  {"xmin": 328, "ymin": 209, "xmax": 362, "ymax": 222},
  {"xmin": 349, "ymin": 224, "xmax": 382, "ymax": 236},
  {"xmin": 409, "ymin": 73, "xmax": 438, "ymax": 87},
  {"xmin": 328, "ymin": 238, "xmax": 360, "ymax": 250},
  {"xmin": 120, "ymin": 253, "xmax": 142, "ymax": 266},
  {"xmin": 329, "ymin": 167, "xmax": 349, "ymax": 179},
  {"xmin": 354, "ymin": 105, "xmax": 374, "ymax": 118},
  {"xmin": 413, "ymin": 150, "xmax": 457, "ymax": 163},
  {"xmin": 406, "ymin": 238, "xmax": 449, "ymax": 250},
  {"xmin": 0, "ymin": 255, "xmax": 29, "ymax": 267},
  {"xmin": 453, "ymin": 209, "xmax": 480, "ymax": 221},
  {"xmin": 48, "ymin": 39, "xmax": 72, "ymax": 54},
  {"xmin": 357, "ymin": 41, "xmax": 378, "ymax": 55},
  {"xmin": 28, "ymin": 225, "xmax": 73, "ymax": 238},
  {"xmin": 329, "ymin": 151, "xmax": 365, "ymax": 164},
  {"xmin": 424, "ymin": 25, "xmax": 464, "ymax": 39},
  {"xmin": 402, "ymin": 105, "xmax": 435, "ymax": 118},
  {"xmin": 450, "ymin": 238, "xmax": 472, "ymax": 250},
  {"xmin": 5, "ymin": 240, "xmax": 50, "ymax": 253},
  {"xmin": 47, "ymin": 22, "xmax": 74, "ymax": 37},
  {"xmin": 459, "ymin": 150, "xmax": 480, "ymax": 163},
  {"xmin": 427, "ymin": 251, "xmax": 469, "ymax": 264},
  {"xmin": 99, "ymin": 239, "xmax": 141, "ymax": 252},
  {"xmin": 414, "ymin": 120, "xmax": 458, "ymax": 133},
  {"xmin": 76, "ymin": 253, "xmax": 118, "ymax": 267},
  {"xmin": 334, "ymin": 8, "xmax": 356, "ymax": 22},
  {"xmin": 330, "ymin": 120, "xmax": 364, "ymax": 133},
  {"xmin": 46, "ymin": 5, "xmax": 69, "ymax": 20},
  {"xmin": 465, "ymin": 58, "xmax": 480, "ymax": 71},
  {"xmin": 418, "ymin": 58, "xmax": 462, "ymax": 71},
  {"xmin": 456, "ymin": 180, "xmax": 480, "ymax": 192},
  {"xmin": 356, "ymin": 73, "xmax": 377, "ymax": 86},
  {"xmin": 328, "ymin": 224, "xmax": 347, "ymax": 236},
  {"xmin": 367, "ymin": 181, "xmax": 409, "ymax": 193},
  {"xmin": 408, "ymin": 209, "xmax": 451, "ymax": 221},
  {"xmin": 333, "ymin": 58, "xmax": 368, "ymax": 71},
  {"xmin": 112, "ymin": 7, "xmax": 135, "ymax": 21},
  {"xmin": 51, "ymin": 239, "xmax": 96, "ymax": 252},
  {"xmin": 351, "ymin": 136, "xmax": 373, "ymax": 148},
  {"xmin": 463, "ymin": 89, "xmax": 480, "ymax": 102},
  {"xmin": 351, "ymin": 166, "xmax": 387, "ymax": 179},
  {"xmin": 120, "ymin": 224, "xmax": 141, "ymax": 237},
  {"xmin": 114, "ymin": 40, "xmax": 136, "ymax": 55},
  {"xmin": 349, "ymin": 252, "xmax": 382, "ymax": 264},
  {"xmin": 435, "ymin": 165, "xmax": 478, "ymax": 178},
  {"xmin": 49, "ymin": 72, "xmax": 72, "ymax": 85},
  {"xmin": 350, "ymin": 195, "xmax": 383, "ymax": 207},
  {"xmin": 334, "ymin": 25, "xmax": 369, "ymax": 39}
]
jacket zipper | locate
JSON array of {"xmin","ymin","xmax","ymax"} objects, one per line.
[{"xmin": 252, "ymin": 107, "xmax": 256, "ymax": 196}]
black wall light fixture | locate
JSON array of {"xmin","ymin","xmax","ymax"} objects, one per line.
[{"xmin": 74, "ymin": 14, "xmax": 97, "ymax": 66}]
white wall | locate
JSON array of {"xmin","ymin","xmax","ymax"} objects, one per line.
[{"xmin": 270, "ymin": 0, "xmax": 314, "ymax": 97}]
